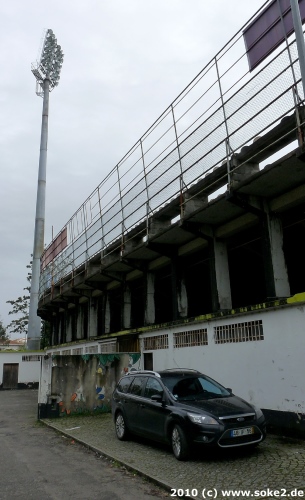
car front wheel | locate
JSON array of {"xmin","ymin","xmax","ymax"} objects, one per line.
[
  {"xmin": 115, "ymin": 412, "xmax": 129, "ymax": 440},
  {"xmin": 171, "ymin": 424, "xmax": 190, "ymax": 461}
]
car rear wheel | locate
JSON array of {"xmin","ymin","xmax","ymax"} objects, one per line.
[
  {"xmin": 115, "ymin": 412, "xmax": 129, "ymax": 440},
  {"xmin": 171, "ymin": 424, "xmax": 190, "ymax": 461}
]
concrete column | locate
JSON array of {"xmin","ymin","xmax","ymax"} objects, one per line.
[
  {"xmin": 122, "ymin": 284, "xmax": 132, "ymax": 329},
  {"xmin": 76, "ymin": 305, "xmax": 82, "ymax": 340},
  {"xmin": 171, "ymin": 259, "xmax": 178, "ymax": 320},
  {"xmin": 172, "ymin": 258, "xmax": 188, "ymax": 319},
  {"xmin": 209, "ymin": 238, "xmax": 232, "ymax": 311},
  {"xmin": 177, "ymin": 276, "xmax": 188, "ymax": 318},
  {"xmin": 144, "ymin": 272, "xmax": 155, "ymax": 325},
  {"xmin": 105, "ymin": 294, "xmax": 111, "ymax": 334},
  {"xmin": 262, "ymin": 205, "xmax": 290, "ymax": 298},
  {"xmin": 89, "ymin": 298, "xmax": 98, "ymax": 338},
  {"xmin": 66, "ymin": 310, "xmax": 72, "ymax": 343}
]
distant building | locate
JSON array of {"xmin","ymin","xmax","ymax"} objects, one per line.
[{"xmin": 0, "ymin": 338, "xmax": 26, "ymax": 351}]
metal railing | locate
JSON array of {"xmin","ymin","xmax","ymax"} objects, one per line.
[{"xmin": 39, "ymin": 2, "xmax": 304, "ymax": 298}]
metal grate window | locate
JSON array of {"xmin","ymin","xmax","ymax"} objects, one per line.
[
  {"xmin": 85, "ymin": 345, "xmax": 98, "ymax": 354},
  {"xmin": 214, "ymin": 320, "xmax": 264, "ymax": 344},
  {"xmin": 22, "ymin": 355, "xmax": 41, "ymax": 362},
  {"xmin": 73, "ymin": 348, "xmax": 83, "ymax": 355},
  {"xmin": 99, "ymin": 340, "xmax": 117, "ymax": 353},
  {"xmin": 174, "ymin": 329, "xmax": 208, "ymax": 348},
  {"xmin": 143, "ymin": 334, "xmax": 168, "ymax": 350}
]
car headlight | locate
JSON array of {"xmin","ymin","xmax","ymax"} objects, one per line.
[
  {"xmin": 187, "ymin": 412, "xmax": 218, "ymax": 425},
  {"xmin": 253, "ymin": 406, "xmax": 264, "ymax": 419}
]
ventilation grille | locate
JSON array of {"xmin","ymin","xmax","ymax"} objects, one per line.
[
  {"xmin": 22, "ymin": 355, "xmax": 41, "ymax": 362},
  {"xmin": 143, "ymin": 334, "xmax": 168, "ymax": 350},
  {"xmin": 174, "ymin": 329, "xmax": 208, "ymax": 348},
  {"xmin": 73, "ymin": 348, "xmax": 83, "ymax": 355},
  {"xmin": 99, "ymin": 340, "xmax": 117, "ymax": 353},
  {"xmin": 85, "ymin": 345, "xmax": 98, "ymax": 354},
  {"xmin": 214, "ymin": 320, "xmax": 264, "ymax": 344}
]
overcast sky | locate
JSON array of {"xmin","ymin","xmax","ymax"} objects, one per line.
[{"xmin": 0, "ymin": 0, "xmax": 266, "ymax": 335}]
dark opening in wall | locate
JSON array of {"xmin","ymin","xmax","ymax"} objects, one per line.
[
  {"xmin": 53, "ymin": 314, "xmax": 59, "ymax": 345},
  {"xmin": 97, "ymin": 295, "xmax": 105, "ymax": 335},
  {"xmin": 82, "ymin": 302, "xmax": 89, "ymax": 339},
  {"xmin": 60, "ymin": 311, "xmax": 66, "ymax": 344},
  {"xmin": 109, "ymin": 288, "xmax": 122, "ymax": 333},
  {"xmin": 183, "ymin": 251, "xmax": 212, "ymax": 317},
  {"xmin": 70, "ymin": 308, "xmax": 77, "ymax": 342},
  {"xmin": 228, "ymin": 226, "xmax": 266, "ymax": 308},
  {"xmin": 155, "ymin": 265, "xmax": 172, "ymax": 323},
  {"xmin": 130, "ymin": 278, "xmax": 144, "ymax": 328},
  {"xmin": 282, "ymin": 206, "xmax": 305, "ymax": 295}
]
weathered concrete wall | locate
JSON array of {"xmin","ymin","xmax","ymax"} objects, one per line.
[
  {"xmin": 139, "ymin": 300, "xmax": 305, "ymax": 436},
  {"xmin": 38, "ymin": 353, "xmax": 140, "ymax": 417}
]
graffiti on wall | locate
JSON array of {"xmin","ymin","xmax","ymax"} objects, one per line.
[{"xmin": 52, "ymin": 353, "xmax": 140, "ymax": 416}]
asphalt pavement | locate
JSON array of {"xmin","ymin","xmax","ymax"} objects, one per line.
[
  {"xmin": 0, "ymin": 390, "xmax": 168, "ymax": 500},
  {"xmin": 1, "ymin": 390, "xmax": 305, "ymax": 500}
]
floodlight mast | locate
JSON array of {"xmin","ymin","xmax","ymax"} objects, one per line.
[{"xmin": 28, "ymin": 29, "xmax": 64, "ymax": 351}]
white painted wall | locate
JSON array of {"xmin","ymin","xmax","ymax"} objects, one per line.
[
  {"xmin": 139, "ymin": 304, "xmax": 305, "ymax": 414},
  {"xmin": 0, "ymin": 352, "xmax": 41, "ymax": 384}
]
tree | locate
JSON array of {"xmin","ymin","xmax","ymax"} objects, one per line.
[
  {"xmin": 6, "ymin": 259, "xmax": 51, "ymax": 347},
  {"xmin": 0, "ymin": 318, "xmax": 9, "ymax": 344},
  {"xmin": 6, "ymin": 262, "xmax": 31, "ymax": 336}
]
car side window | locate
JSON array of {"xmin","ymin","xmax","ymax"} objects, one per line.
[
  {"xmin": 143, "ymin": 377, "xmax": 163, "ymax": 399},
  {"xmin": 128, "ymin": 376, "xmax": 146, "ymax": 396},
  {"xmin": 117, "ymin": 376, "xmax": 134, "ymax": 393}
]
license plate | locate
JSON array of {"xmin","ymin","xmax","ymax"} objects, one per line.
[{"xmin": 231, "ymin": 427, "xmax": 254, "ymax": 437}]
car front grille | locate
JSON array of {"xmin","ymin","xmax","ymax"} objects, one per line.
[
  {"xmin": 219, "ymin": 414, "xmax": 255, "ymax": 424},
  {"xmin": 218, "ymin": 426, "xmax": 263, "ymax": 448}
]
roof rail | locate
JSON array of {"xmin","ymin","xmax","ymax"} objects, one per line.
[
  {"xmin": 161, "ymin": 368, "xmax": 200, "ymax": 373},
  {"xmin": 127, "ymin": 369, "xmax": 161, "ymax": 377}
]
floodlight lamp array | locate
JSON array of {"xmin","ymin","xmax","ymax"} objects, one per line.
[{"xmin": 31, "ymin": 29, "xmax": 64, "ymax": 95}]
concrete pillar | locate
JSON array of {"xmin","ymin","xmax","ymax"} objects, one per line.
[
  {"xmin": 122, "ymin": 284, "xmax": 131, "ymax": 329},
  {"xmin": 76, "ymin": 305, "xmax": 82, "ymax": 340},
  {"xmin": 177, "ymin": 276, "xmax": 188, "ymax": 318},
  {"xmin": 209, "ymin": 238, "xmax": 232, "ymax": 311},
  {"xmin": 105, "ymin": 294, "xmax": 111, "ymax": 334},
  {"xmin": 66, "ymin": 310, "xmax": 72, "ymax": 343},
  {"xmin": 172, "ymin": 258, "xmax": 188, "ymax": 319},
  {"xmin": 262, "ymin": 204, "xmax": 290, "ymax": 298},
  {"xmin": 171, "ymin": 259, "xmax": 178, "ymax": 321},
  {"xmin": 144, "ymin": 272, "xmax": 155, "ymax": 325},
  {"xmin": 89, "ymin": 298, "xmax": 98, "ymax": 338}
]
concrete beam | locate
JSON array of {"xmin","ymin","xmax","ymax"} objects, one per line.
[
  {"xmin": 230, "ymin": 156, "xmax": 260, "ymax": 190},
  {"xmin": 270, "ymin": 183, "xmax": 305, "ymax": 213},
  {"xmin": 183, "ymin": 192, "xmax": 208, "ymax": 217}
]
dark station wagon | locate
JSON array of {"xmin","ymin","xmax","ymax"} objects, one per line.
[{"xmin": 112, "ymin": 369, "xmax": 266, "ymax": 460}]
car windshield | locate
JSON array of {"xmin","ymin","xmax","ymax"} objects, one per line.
[{"xmin": 161, "ymin": 375, "xmax": 231, "ymax": 401}]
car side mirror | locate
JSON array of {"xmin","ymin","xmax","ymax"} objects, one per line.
[
  {"xmin": 151, "ymin": 394, "xmax": 162, "ymax": 403},
  {"xmin": 226, "ymin": 388, "xmax": 233, "ymax": 394}
]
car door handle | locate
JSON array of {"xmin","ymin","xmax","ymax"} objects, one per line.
[{"xmin": 140, "ymin": 403, "xmax": 146, "ymax": 408}]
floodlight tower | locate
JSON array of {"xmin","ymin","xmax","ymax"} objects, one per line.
[{"xmin": 28, "ymin": 30, "xmax": 64, "ymax": 351}]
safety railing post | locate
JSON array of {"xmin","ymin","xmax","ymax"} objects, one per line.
[{"xmin": 171, "ymin": 104, "xmax": 184, "ymax": 218}]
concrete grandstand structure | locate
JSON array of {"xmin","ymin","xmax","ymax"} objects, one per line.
[{"xmin": 39, "ymin": 2, "xmax": 305, "ymax": 434}]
